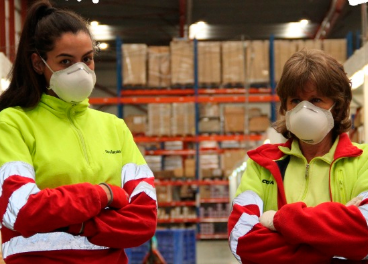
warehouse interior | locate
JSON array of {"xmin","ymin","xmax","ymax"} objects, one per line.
[{"xmin": 0, "ymin": 0, "xmax": 367, "ymax": 263}]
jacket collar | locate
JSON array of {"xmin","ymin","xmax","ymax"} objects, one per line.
[
  {"xmin": 247, "ymin": 133, "xmax": 362, "ymax": 209},
  {"xmin": 39, "ymin": 94, "xmax": 89, "ymax": 116}
]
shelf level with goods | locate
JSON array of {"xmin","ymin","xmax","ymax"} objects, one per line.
[{"xmin": 108, "ymin": 37, "xmax": 285, "ymax": 240}]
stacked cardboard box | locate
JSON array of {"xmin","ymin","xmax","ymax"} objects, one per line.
[
  {"xmin": 184, "ymin": 158, "xmax": 195, "ymax": 178},
  {"xmin": 148, "ymin": 46, "xmax": 171, "ymax": 88},
  {"xmin": 156, "ymin": 185, "xmax": 172, "ymax": 203},
  {"xmin": 170, "ymin": 40, "xmax": 194, "ymax": 85},
  {"xmin": 224, "ymin": 105, "xmax": 245, "ymax": 133},
  {"xmin": 295, "ymin": 39, "xmax": 323, "ymax": 51},
  {"xmin": 249, "ymin": 115, "xmax": 270, "ymax": 133},
  {"xmin": 247, "ymin": 40, "xmax": 269, "ymax": 83},
  {"xmin": 222, "ymin": 41, "xmax": 247, "ymax": 85},
  {"xmin": 145, "ymin": 155, "xmax": 162, "ymax": 172},
  {"xmin": 222, "ymin": 149, "xmax": 247, "ymax": 176},
  {"xmin": 122, "ymin": 44, "xmax": 147, "ymax": 86},
  {"xmin": 274, "ymin": 40, "xmax": 298, "ymax": 82},
  {"xmin": 124, "ymin": 115, "xmax": 146, "ymax": 134},
  {"xmin": 171, "ymin": 103, "xmax": 195, "ymax": 136},
  {"xmin": 198, "ymin": 41, "xmax": 221, "ymax": 85},
  {"xmin": 147, "ymin": 103, "xmax": 171, "ymax": 136},
  {"xmin": 323, "ymin": 39, "xmax": 347, "ymax": 65}
]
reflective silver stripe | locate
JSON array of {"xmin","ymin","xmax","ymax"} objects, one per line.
[
  {"xmin": 229, "ymin": 213, "xmax": 259, "ymax": 263},
  {"xmin": 129, "ymin": 181, "xmax": 157, "ymax": 203},
  {"xmin": 232, "ymin": 190, "xmax": 264, "ymax": 215},
  {"xmin": 3, "ymin": 183, "xmax": 40, "ymax": 230},
  {"xmin": 358, "ymin": 191, "xmax": 368, "ymax": 225},
  {"xmin": 121, "ymin": 163, "xmax": 154, "ymax": 187},
  {"xmin": 0, "ymin": 161, "xmax": 35, "ymax": 197},
  {"xmin": 2, "ymin": 232, "xmax": 108, "ymax": 259}
]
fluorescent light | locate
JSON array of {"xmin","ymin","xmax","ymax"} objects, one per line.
[
  {"xmin": 299, "ymin": 19, "xmax": 309, "ymax": 26},
  {"xmin": 90, "ymin": 21, "xmax": 99, "ymax": 27},
  {"xmin": 189, "ymin": 21, "xmax": 209, "ymax": 40},
  {"xmin": 89, "ymin": 25, "xmax": 115, "ymax": 41},
  {"xmin": 99, "ymin": 43, "xmax": 109, "ymax": 50}
]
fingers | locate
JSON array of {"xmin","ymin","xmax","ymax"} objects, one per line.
[
  {"xmin": 346, "ymin": 196, "xmax": 363, "ymax": 207},
  {"xmin": 259, "ymin": 210, "xmax": 277, "ymax": 231}
]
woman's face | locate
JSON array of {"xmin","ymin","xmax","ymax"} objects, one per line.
[
  {"xmin": 42, "ymin": 31, "xmax": 95, "ymax": 87},
  {"xmin": 286, "ymin": 81, "xmax": 335, "ymax": 111}
]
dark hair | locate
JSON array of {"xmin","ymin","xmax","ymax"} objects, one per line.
[
  {"xmin": 273, "ymin": 49, "xmax": 352, "ymax": 139},
  {"xmin": 0, "ymin": 0, "xmax": 94, "ymax": 111}
]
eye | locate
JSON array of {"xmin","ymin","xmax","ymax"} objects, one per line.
[
  {"xmin": 60, "ymin": 59, "xmax": 71, "ymax": 66},
  {"xmin": 310, "ymin": 98, "xmax": 322, "ymax": 104},
  {"xmin": 290, "ymin": 98, "xmax": 301, "ymax": 105},
  {"xmin": 83, "ymin": 56, "xmax": 94, "ymax": 64}
]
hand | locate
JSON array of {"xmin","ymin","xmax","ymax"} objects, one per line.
[
  {"xmin": 259, "ymin": 210, "xmax": 277, "ymax": 231},
  {"xmin": 99, "ymin": 184, "xmax": 113, "ymax": 203},
  {"xmin": 346, "ymin": 196, "xmax": 363, "ymax": 207}
]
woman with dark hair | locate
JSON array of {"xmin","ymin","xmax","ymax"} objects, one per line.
[
  {"xmin": 0, "ymin": 1, "xmax": 157, "ymax": 263},
  {"xmin": 228, "ymin": 49, "xmax": 368, "ymax": 263}
]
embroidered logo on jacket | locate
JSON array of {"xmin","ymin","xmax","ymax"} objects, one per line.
[
  {"xmin": 105, "ymin": 150, "xmax": 122, "ymax": 154},
  {"xmin": 262, "ymin": 179, "xmax": 274, "ymax": 185}
]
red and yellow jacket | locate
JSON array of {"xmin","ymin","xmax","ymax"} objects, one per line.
[
  {"xmin": 0, "ymin": 94, "xmax": 157, "ymax": 264},
  {"xmin": 228, "ymin": 133, "xmax": 368, "ymax": 263}
]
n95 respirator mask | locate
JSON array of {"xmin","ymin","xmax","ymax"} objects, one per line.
[{"xmin": 285, "ymin": 100, "xmax": 335, "ymax": 145}]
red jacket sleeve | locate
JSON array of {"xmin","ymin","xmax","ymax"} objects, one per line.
[
  {"xmin": 70, "ymin": 167, "xmax": 157, "ymax": 248},
  {"xmin": 0, "ymin": 177, "xmax": 108, "ymax": 238},
  {"xmin": 273, "ymin": 201, "xmax": 368, "ymax": 260},
  {"xmin": 228, "ymin": 191, "xmax": 331, "ymax": 264}
]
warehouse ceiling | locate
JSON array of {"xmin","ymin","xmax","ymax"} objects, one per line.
[{"xmin": 48, "ymin": 0, "xmax": 363, "ymax": 61}]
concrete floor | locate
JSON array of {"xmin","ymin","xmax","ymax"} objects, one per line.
[{"xmin": 196, "ymin": 240, "xmax": 238, "ymax": 264}]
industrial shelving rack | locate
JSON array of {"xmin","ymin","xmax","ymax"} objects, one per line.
[{"xmin": 89, "ymin": 36, "xmax": 279, "ymax": 239}]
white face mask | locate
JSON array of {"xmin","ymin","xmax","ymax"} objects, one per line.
[
  {"xmin": 285, "ymin": 100, "xmax": 335, "ymax": 145},
  {"xmin": 41, "ymin": 58, "xmax": 96, "ymax": 103}
]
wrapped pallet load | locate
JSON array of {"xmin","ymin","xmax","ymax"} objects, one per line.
[
  {"xmin": 147, "ymin": 46, "xmax": 171, "ymax": 88},
  {"xmin": 198, "ymin": 41, "xmax": 221, "ymax": 86},
  {"xmin": 122, "ymin": 44, "xmax": 147, "ymax": 86},
  {"xmin": 170, "ymin": 39, "xmax": 194, "ymax": 86}
]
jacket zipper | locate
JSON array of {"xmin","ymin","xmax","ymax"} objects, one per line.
[
  {"xmin": 67, "ymin": 105, "xmax": 90, "ymax": 165},
  {"xmin": 338, "ymin": 169, "xmax": 346, "ymax": 204},
  {"xmin": 301, "ymin": 164, "xmax": 310, "ymax": 200}
]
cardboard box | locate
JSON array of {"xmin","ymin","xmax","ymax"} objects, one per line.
[
  {"xmin": 147, "ymin": 104, "xmax": 171, "ymax": 136},
  {"xmin": 184, "ymin": 158, "xmax": 195, "ymax": 178},
  {"xmin": 198, "ymin": 41, "xmax": 221, "ymax": 84},
  {"xmin": 249, "ymin": 115, "xmax": 270, "ymax": 132},
  {"xmin": 170, "ymin": 40, "xmax": 194, "ymax": 85},
  {"xmin": 124, "ymin": 115, "xmax": 146, "ymax": 134},
  {"xmin": 274, "ymin": 40, "xmax": 298, "ymax": 82},
  {"xmin": 224, "ymin": 105, "xmax": 245, "ymax": 133},
  {"xmin": 154, "ymin": 170, "xmax": 174, "ymax": 179},
  {"xmin": 248, "ymin": 40, "xmax": 269, "ymax": 83},
  {"xmin": 222, "ymin": 41, "xmax": 247, "ymax": 85},
  {"xmin": 148, "ymin": 46, "xmax": 171, "ymax": 88},
  {"xmin": 199, "ymin": 118, "xmax": 221, "ymax": 133},
  {"xmin": 122, "ymin": 44, "xmax": 147, "ymax": 86},
  {"xmin": 323, "ymin": 39, "xmax": 347, "ymax": 64},
  {"xmin": 222, "ymin": 149, "xmax": 247, "ymax": 176},
  {"xmin": 156, "ymin": 185, "xmax": 172, "ymax": 202},
  {"xmin": 200, "ymin": 103, "xmax": 220, "ymax": 118},
  {"xmin": 171, "ymin": 103, "xmax": 195, "ymax": 136}
]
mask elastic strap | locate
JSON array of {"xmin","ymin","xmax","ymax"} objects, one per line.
[
  {"xmin": 35, "ymin": 51, "xmax": 55, "ymax": 74},
  {"xmin": 328, "ymin": 103, "xmax": 336, "ymax": 111}
]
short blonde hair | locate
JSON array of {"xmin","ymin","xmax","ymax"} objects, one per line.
[{"xmin": 273, "ymin": 49, "xmax": 352, "ymax": 139}]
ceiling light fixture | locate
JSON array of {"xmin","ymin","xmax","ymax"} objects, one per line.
[
  {"xmin": 90, "ymin": 21, "xmax": 99, "ymax": 27},
  {"xmin": 99, "ymin": 43, "xmax": 109, "ymax": 50},
  {"xmin": 299, "ymin": 19, "xmax": 309, "ymax": 25},
  {"xmin": 189, "ymin": 21, "xmax": 209, "ymax": 40}
]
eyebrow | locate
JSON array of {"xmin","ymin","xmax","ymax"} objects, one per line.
[{"xmin": 56, "ymin": 50, "xmax": 94, "ymax": 58}]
